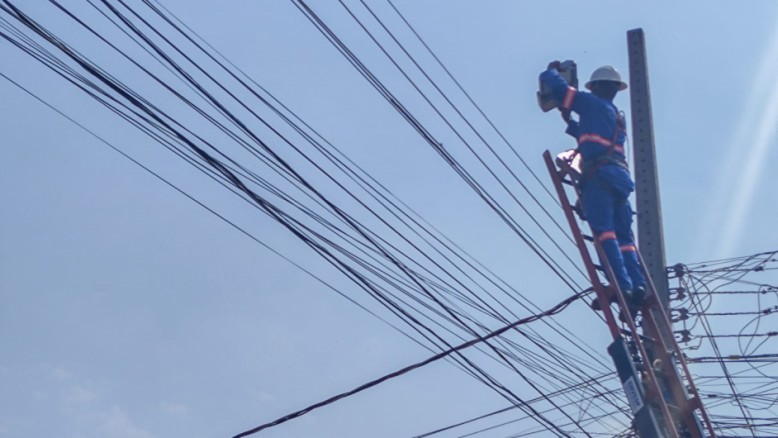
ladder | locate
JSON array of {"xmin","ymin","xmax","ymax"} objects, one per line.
[{"xmin": 543, "ymin": 150, "xmax": 716, "ymax": 438}]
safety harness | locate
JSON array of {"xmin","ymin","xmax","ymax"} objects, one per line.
[{"xmin": 579, "ymin": 110, "xmax": 628, "ymax": 180}]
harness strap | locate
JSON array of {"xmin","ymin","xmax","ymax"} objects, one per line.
[{"xmin": 580, "ymin": 111, "xmax": 627, "ymax": 179}]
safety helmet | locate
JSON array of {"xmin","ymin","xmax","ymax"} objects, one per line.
[{"xmin": 585, "ymin": 65, "xmax": 628, "ymax": 91}]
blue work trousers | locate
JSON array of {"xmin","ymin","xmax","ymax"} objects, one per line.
[{"xmin": 580, "ymin": 168, "xmax": 646, "ymax": 293}]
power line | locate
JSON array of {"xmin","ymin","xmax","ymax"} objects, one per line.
[
  {"xmin": 412, "ymin": 371, "xmax": 620, "ymax": 437},
  {"xmin": 674, "ymin": 250, "xmax": 778, "ymax": 436},
  {"xmin": 231, "ymin": 291, "xmax": 584, "ymax": 438},
  {"xmin": 0, "ymin": 2, "xmax": 632, "ymax": 435}
]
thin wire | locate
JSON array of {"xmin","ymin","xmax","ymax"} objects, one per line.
[
  {"xmin": 0, "ymin": 3, "xmax": 632, "ymax": 435},
  {"xmin": 231, "ymin": 291, "xmax": 584, "ymax": 437},
  {"xmin": 140, "ymin": 0, "xmax": 625, "ymax": 422}
]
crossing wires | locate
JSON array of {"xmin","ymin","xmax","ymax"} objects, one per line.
[
  {"xmin": 0, "ymin": 1, "xmax": 632, "ymax": 436},
  {"xmin": 671, "ymin": 250, "xmax": 778, "ymax": 437}
]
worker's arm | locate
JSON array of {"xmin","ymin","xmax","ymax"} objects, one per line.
[
  {"xmin": 565, "ymin": 118, "xmax": 579, "ymax": 138},
  {"xmin": 539, "ymin": 67, "xmax": 594, "ymax": 115},
  {"xmin": 560, "ymin": 109, "xmax": 579, "ymax": 139}
]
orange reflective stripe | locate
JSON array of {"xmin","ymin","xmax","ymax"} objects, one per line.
[
  {"xmin": 578, "ymin": 134, "xmax": 624, "ymax": 155},
  {"xmin": 562, "ymin": 86, "xmax": 576, "ymax": 109},
  {"xmin": 578, "ymin": 133, "xmax": 610, "ymax": 146},
  {"xmin": 598, "ymin": 231, "xmax": 617, "ymax": 242},
  {"xmin": 620, "ymin": 244, "xmax": 637, "ymax": 252}
]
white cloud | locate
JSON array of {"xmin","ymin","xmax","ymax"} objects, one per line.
[
  {"xmin": 100, "ymin": 407, "xmax": 154, "ymax": 438},
  {"xmin": 31, "ymin": 389, "xmax": 51, "ymax": 402},
  {"xmin": 253, "ymin": 390, "xmax": 275, "ymax": 403},
  {"xmin": 159, "ymin": 401, "xmax": 189, "ymax": 415},
  {"xmin": 65, "ymin": 385, "xmax": 97, "ymax": 404},
  {"xmin": 40, "ymin": 363, "xmax": 73, "ymax": 381}
]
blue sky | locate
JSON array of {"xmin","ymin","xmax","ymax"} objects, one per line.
[{"xmin": 0, "ymin": 1, "xmax": 777, "ymax": 437}]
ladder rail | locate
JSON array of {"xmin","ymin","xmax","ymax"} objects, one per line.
[
  {"xmin": 544, "ymin": 149, "xmax": 718, "ymax": 437},
  {"xmin": 639, "ymin": 297, "xmax": 703, "ymax": 438},
  {"xmin": 543, "ymin": 150, "xmax": 679, "ymax": 438},
  {"xmin": 542, "ymin": 151, "xmax": 621, "ymax": 339},
  {"xmin": 636, "ymin": 251, "xmax": 717, "ymax": 437},
  {"xmin": 592, "ymin": 236, "xmax": 680, "ymax": 438}
]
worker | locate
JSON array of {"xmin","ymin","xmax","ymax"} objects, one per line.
[{"xmin": 540, "ymin": 62, "xmax": 646, "ymax": 313}]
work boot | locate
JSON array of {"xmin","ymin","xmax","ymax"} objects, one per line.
[
  {"xmin": 618, "ymin": 287, "xmax": 643, "ymax": 323},
  {"xmin": 631, "ymin": 286, "xmax": 647, "ymax": 306}
]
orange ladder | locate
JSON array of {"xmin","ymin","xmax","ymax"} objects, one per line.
[{"xmin": 543, "ymin": 150, "xmax": 716, "ymax": 438}]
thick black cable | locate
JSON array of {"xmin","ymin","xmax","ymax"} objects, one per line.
[
  {"xmin": 290, "ymin": 0, "xmax": 584, "ymax": 294},
  {"xmin": 231, "ymin": 291, "xmax": 584, "ymax": 437},
  {"xmin": 355, "ymin": 0, "xmax": 580, "ymax": 255},
  {"xmin": 335, "ymin": 0, "xmax": 588, "ymax": 289},
  {"xmin": 384, "ymin": 0, "xmax": 562, "ymax": 210},
  {"xmin": 412, "ymin": 372, "xmax": 619, "ymax": 437},
  {"xmin": 94, "ymin": 3, "xmax": 607, "ymax": 432},
  {"xmin": 0, "ymin": 70, "xmax": 455, "ymax": 362},
  {"xmin": 328, "ymin": 1, "xmax": 628, "ymax": 426},
  {"xmin": 284, "ymin": 3, "xmax": 623, "ymax": 426},
  {"xmin": 0, "ymin": 6, "xmax": 519, "ymax": 398},
  {"xmin": 0, "ymin": 4, "xmax": 585, "ymax": 430},
  {"xmin": 1, "ymin": 2, "xmax": 636, "ymax": 434},
  {"xmin": 676, "ymin": 253, "xmax": 778, "ymax": 436},
  {"xmin": 139, "ymin": 0, "xmax": 625, "ymax": 419}
]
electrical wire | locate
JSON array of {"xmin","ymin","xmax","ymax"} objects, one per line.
[
  {"xmin": 0, "ymin": 2, "xmax": 638, "ymax": 436},
  {"xmin": 231, "ymin": 291, "xmax": 584, "ymax": 437}
]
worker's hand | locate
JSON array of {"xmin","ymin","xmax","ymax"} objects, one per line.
[
  {"xmin": 547, "ymin": 60, "xmax": 561, "ymax": 71},
  {"xmin": 560, "ymin": 109, "xmax": 571, "ymax": 123}
]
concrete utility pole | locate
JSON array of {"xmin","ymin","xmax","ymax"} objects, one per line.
[{"xmin": 626, "ymin": 29, "xmax": 670, "ymax": 314}]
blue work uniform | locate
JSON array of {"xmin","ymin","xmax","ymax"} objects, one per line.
[{"xmin": 540, "ymin": 68, "xmax": 646, "ymax": 293}]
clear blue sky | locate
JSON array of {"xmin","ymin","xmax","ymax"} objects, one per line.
[{"xmin": 1, "ymin": 1, "xmax": 776, "ymax": 437}]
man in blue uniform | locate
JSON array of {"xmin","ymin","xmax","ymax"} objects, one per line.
[{"xmin": 541, "ymin": 62, "xmax": 646, "ymax": 311}]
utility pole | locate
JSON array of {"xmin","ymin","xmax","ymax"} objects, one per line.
[
  {"xmin": 623, "ymin": 29, "xmax": 715, "ymax": 438},
  {"xmin": 627, "ymin": 28, "xmax": 671, "ymax": 314}
]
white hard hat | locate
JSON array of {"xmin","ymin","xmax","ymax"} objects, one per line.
[{"xmin": 585, "ymin": 65, "xmax": 628, "ymax": 91}]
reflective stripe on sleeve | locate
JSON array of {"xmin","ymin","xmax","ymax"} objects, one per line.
[
  {"xmin": 620, "ymin": 244, "xmax": 637, "ymax": 252},
  {"xmin": 562, "ymin": 86, "xmax": 576, "ymax": 109}
]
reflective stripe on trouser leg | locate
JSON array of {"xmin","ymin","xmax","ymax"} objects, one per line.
[
  {"xmin": 620, "ymin": 245, "xmax": 646, "ymax": 290},
  {"xmin": 614, "ymin": 199, "xmax": 646, "ymax": 290},
  {"xmin": 582, "ymin": 175, "xmax": 633, "ymax": 292},
  {"xmin": 599, "ymin": 232, "xmax": 633, "ymax": 292}
]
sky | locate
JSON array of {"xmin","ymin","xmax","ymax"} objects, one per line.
[{"xmin": 0, "ymin": 1, "xmax": 777, "ymax": 438}]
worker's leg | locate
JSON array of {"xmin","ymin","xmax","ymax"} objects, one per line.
[
  {"xmin": 615, "ymin": 199, "xmax": 646, "ymax": 298},
  {"xmin": 581, "ymin": 179, "xmax": 633, "ymax": 293}
]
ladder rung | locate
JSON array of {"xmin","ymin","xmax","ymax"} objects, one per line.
[{"xmin": 544, "ymin": 150, "xmax": 715, "ymax": 436}]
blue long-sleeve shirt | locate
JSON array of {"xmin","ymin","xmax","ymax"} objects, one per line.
[{"xmin": 539, "ymin": 68, "xmax": 627, "ymax": 163}]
